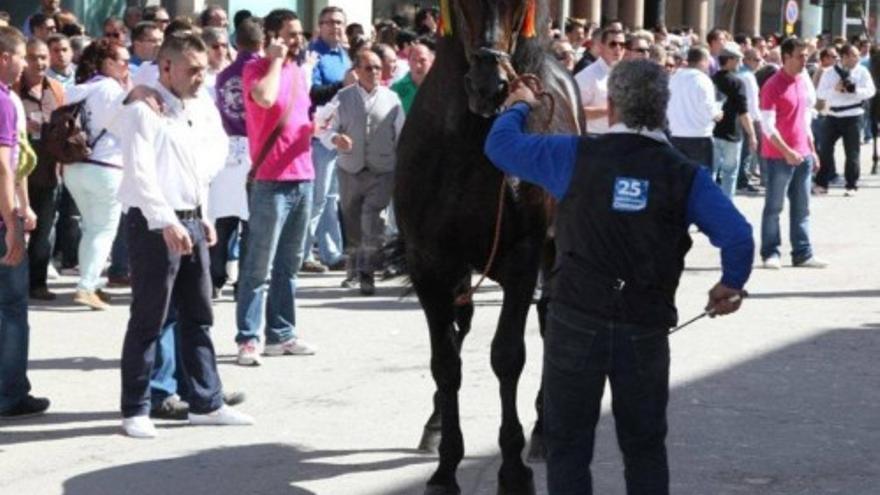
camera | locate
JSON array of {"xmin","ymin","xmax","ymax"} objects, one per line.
[{"xmin": 834, "ymin": 65, "xmax": 857, "ymax": 93}]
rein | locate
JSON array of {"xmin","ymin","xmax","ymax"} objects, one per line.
[{"xmin": 455, "ymin": 53, "xmax": 558, "ymax": 307}]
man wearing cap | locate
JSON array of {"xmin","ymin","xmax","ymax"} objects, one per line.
[{"xmin": 712, "ymin": 42, "xmax": 758, "ymax": 198}]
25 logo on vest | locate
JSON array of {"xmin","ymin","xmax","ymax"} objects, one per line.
[{"xmin": 612, "ymin": 177, "xmax": 650, "ymax": 212}]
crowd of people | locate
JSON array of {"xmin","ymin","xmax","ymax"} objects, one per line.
[{"xmin": 0, "ymin": 0, "xmax": 872, "ymax": 453}]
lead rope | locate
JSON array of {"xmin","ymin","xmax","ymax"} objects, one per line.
[{"xmin": 454, "ymin": 61, "xmax": 557, "ymax": 307}]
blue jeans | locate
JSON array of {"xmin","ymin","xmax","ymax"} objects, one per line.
[
  {"xmin": 544, "ymin": 302, "xmax": 670, "ymax": 495},
  {"xmin": 303, "ymin": 139, "xmax": 344, "ymax": 265},
  {"xmin": 150, "ymin": 309, "xmax": 178, "ymax": 408},
  {"xmin": 236, "ymin": 180, "xmax": 313, "ymax": 345},
  {"xmin": 712, "ymin": 138, "xmax": 742, "ymax": 198},
  {"xmin": 760, "ymin": 157, "xmax": 814, "ymax": 264},
  {"xmin": 0, "ymin": 222, "xmax": 32, "ymax": 413}
]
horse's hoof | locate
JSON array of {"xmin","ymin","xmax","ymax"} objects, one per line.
[
  {"xmin": 526, "ymin": 431, "xmax": 546, "ymax": 463},
  {"xmin": 497, "ymin": 468, "xmax": 536, "ymax": 495},
  {"xmin": 424, "ymin": 484, "xmax": 461, "ymax": 495},
  {"xmin": 418, "ymin": 427, "xmax": 442, "ymax": 453}
]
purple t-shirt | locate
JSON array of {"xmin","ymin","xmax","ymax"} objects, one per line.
[
  {"xmin": 0, "ymin": 83, "xmax": 17, "ymax": 173},
  {"xmin": 215, "ymin": 50, "xmax": 259, "ymax": 137}
]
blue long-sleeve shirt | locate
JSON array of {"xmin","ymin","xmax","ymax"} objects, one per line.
[{"xmin": 484, "ymin": 103, "xmax": 754, "ymax": 290}]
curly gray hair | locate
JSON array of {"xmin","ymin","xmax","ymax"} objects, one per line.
[{"xmin": 607, "ymin": 59, "xmax": 669, "ymax": 131}]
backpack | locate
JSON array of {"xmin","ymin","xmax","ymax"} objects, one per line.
[{"xmin": 43, "ymin": 100, "xmax": 106, "ymax": 164}]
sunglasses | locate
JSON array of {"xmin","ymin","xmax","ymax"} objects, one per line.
[{"xmin": 607, "ymin": 41, "xmax": 624, "ymax": 49}]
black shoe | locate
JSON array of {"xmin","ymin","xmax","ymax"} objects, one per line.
[
  {"xmin": 301, "ymin": 260, "xmax": 328, "ymax": 273},
  {"xmin": 149, "ymin": 395, "xmax": 189, "ymax": 420},
  {"xmin": 212, "ymin": 286, "xmax": 221, "ymax": 300},
  {"xmin": 223, "ymin": 391, "xmax": 246, "ymax": 406},
  {"xmin": 327, "ymin": 256, "xmax": 348, "ymax": 271},
  {"xmin": 359, "ymin": 273, "xmax": 375, "ymax": 296},
  {"xmin": 29, "ymin": 287, "xmax": 57, "ymax": 301},
  {"xmin": 1, "ymin": 395, "xmax": 50, "ymax": 419}
]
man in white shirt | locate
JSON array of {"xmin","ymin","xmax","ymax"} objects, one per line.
[
  {"xmin": 816, "ymin": 43, "xmax": 876, "ymax": 195},
  {"xmin": 667, "ymin": 47, "xmax": 722, "ymax": 169},
  {"xmin": 321, "ymin": 49, "xmax": 404, "ymax": 295},
  {"xmin": 116, "ymin": 33, "xmax": 252, "ymax": 438},
  {"xmin": 736, "ymin": 47, "xmax": 764, "ymax": 192},
  {"xmin": 574, "ymin": 27, "xmax": 624, "ymax": 135}
]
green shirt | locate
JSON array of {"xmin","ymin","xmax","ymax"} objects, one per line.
[{"xmin": 391, "ymin": 73, "xmax": 419, "ymax": 115}]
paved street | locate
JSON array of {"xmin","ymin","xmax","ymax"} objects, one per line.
[{"xmin": 1, "ymin": 150, "xmax": 879, "ymax": 495}]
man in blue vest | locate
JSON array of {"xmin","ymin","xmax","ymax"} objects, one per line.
[{"xmin": 485, "ymin": 59, "xmax": 755, "ymax": 494}]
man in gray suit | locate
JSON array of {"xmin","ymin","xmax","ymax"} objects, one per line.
[{"xmin": 321, "ymin": 48, "xmax": 404, "ymax": 295}]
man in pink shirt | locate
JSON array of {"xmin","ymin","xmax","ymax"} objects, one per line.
[
  {"xmin": 759, "ymin": 37, "xmax": 828, "ymax": 270},
  {"xmin": 235, "ymin": 9, "xmax": 317, "ymax": 366}
]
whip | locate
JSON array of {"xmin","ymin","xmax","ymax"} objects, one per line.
[{"xmin": 668, "ymin": 293, "xmax": 745, "ymax": 335}]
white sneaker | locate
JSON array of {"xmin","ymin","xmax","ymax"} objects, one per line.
[
  {"xmin": 122, "ymin": 415, "xmax": 158, "ymax": 438},
  {"xmin": 844, "ymin": 189, "xmax": 857, "ymax": 197},
  {"xmin": 263, "ymin": 338, "xmax": 317, "ymax": 356},
  {"xmin": 47, "ymin": 264, "xmax": 59, "ymax": 280},
  {"xmin": 237, "ymin": 341, "xmax": 262, "ymax": 366},
  {"xmin": 794, "ymin": 256, "xmax": 828, "ymax": 268},
  {"xmin": 189, "ymin": 405, "xmax": 255, "ymax": 426},
  {"xmin": 762, "ymin": 256, "xmax": 782, "ymax": 270}
]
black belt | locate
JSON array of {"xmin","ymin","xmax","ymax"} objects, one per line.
[
  {"xmin": 174, "ymin": 207, "xmax": 201, "ymax": 220},
  {"xmin": 829, "ymin": 103, "xmax": 864, "ymax": 113}
]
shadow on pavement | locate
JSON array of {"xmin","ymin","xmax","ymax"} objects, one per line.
[
  {"xmin": 748, "ymin": 289, "xmax": 880, "ymax": 299},
  {"xmin": 61, "ymin": 444, "xmax": 438, "ymax": 495},
  {"xmin": 41, "ymin": 325, "xmax": 880, "ymax": 494},
  {"xmin": 28, "ymin": 356, "xmax": 120, "ymax": 371}
]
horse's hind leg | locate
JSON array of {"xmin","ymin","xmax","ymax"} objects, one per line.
[
  {"xmin": 419, "ymin": 278, "xmax": 474, "ymax": 454},
  {"xmin": 493, "ymin": 251, "xmax": 541, "ymax": 495},
  {"xmin": 528, "ymin": 238, "xmax": 555, "ymax": 462},
  {"xmin": 413, "ymin": 271, "xmax": 468, "ymax": 495}
]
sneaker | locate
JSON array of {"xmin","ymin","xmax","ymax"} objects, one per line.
[
  {"xmin": 359, "ymin": 272, "xmax": 375, "ymax": 296},
  {"xmin": 47, "ymin": 264, "xmax": 60, "ymax": 280},
  {"xmin": 844, "ymin": 188, "xmax": 857, "ymax": 197},
  {"xmin": 189, "ymin": 404, "xmax": 255, "ymax": 426},
  {"xmin": 122, "ymin": 415, "xmax": 158, "ymax": 438},
  {"xmin": 762, "ymin": 256, "xmax": 782, "ymax": 270},
  {"xmin": 794, "ymin": 256, "xmax": 828, "ymax": 268},
  {"xmin": 59, "ymin": 266, "xmax": 79, "ymax": 277},
  {"xmin": 811, "ymin": 184, "xmax": 828, "ymax": 195},
  {"xmin": 301, "ymin": 260, "xmax": 328, "ymax": 273},
  {"xmin": 237, "ymin": 341, "xmax": 262, "ymax": 366},
  {"xmin": 341, "ymin": 276, "xmax": 359, "ymax": 289},
  {"xmin": 327, "ymin": 257, "xmax": 348, "ymax": 271},
  {"xmin": 0, "ymin": 395, "xmax": 50, "ymax": 420},
  {"xmin": 95, "ymin": 289, "xmax": 112, "ymax": 304},
  {"xmin": 263, "ymin": 338, "xmax": 317, "ymax": 356},
  {"xmin": 150, "ymin": 395, "xmax": 189, "ymax": 420},
  {"xmin": 73, "ymin": 290, "xmax": 110, "ymax": 310},
  {"xmin": 29, "ymin": 287, "xmax": 57, "ymax": 301},
  {"xmin": 106, "ymin": 275, "xmax": 130, "ymax": 288}
]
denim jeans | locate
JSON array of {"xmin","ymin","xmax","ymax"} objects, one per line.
[
  {"xmin": 760, "ymin": 157, "xmax": 814, "ymax": 264},
  {"xmin": 0, "ymin": 222, "xmax": 32, "ymax": 413},
  {"xmin": 236, "ymin": 180, "xmax": 313, "ymax": 345},
  {"xmin": 544, "ymin": 302, "xmax": 670, "ymax": 495},
  {"xmin": 150, "ymin": 308, "xmax": 179, "ymax": 408},
  {"xmin": 303, "ymin": 139, "xmax": 344, "ymax": 265},
  {"xmin": 712, "ymin": 138, "xmax": 742, "ymax": 198},
  {"xmin": 63, "ymin": 164, "xmax": 122, "ymax": 290}
]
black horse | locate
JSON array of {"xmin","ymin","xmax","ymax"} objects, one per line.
[{"xmin": 394, "ymin": 1, "xmax": 583, "ymax": 494}]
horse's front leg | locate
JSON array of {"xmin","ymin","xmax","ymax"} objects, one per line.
[
  {"xmin": 414, "ymin": 273, "xmax": 467, "ymax": 495},
  {"xmin": 492, "ymin": 247, "xmax": 541, "ymax": 495}
]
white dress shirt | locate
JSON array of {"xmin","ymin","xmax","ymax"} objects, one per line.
[
  {"xmin": 737, "ymin": 69, "xmax": 762, "ymax": 124},
  {"xmin": 319, "ymin": 83, "xmax": 406, "ymax": 150},
  {"xmin": 667, "ymin": 68, "xmax": 721, "ymax": 138},
  {"xmin": 574, "ymin": 57, "xmax": 611, "ymax": 134},
  {"xmin": 816, "ymin": 63, "xmax": 876, "ymax": 117},
  {"xmin": 116, "ymin": 82, "xmax": 229, "ymax": 230}
]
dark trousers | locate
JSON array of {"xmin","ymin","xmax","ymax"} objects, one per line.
[
  {"xmin": 817, "ymin": 115, "xmax": 861, "ymax": 189},
  {"xmin": 209, "ymin": 216, "xmax": 245, "ymax": 290},
  {"xmin": 27, "ymin": 184, "xmax": 58, "ymax": 290},
  {"xmin": 544, "ymin": 302, "xmax": 670, "ymax": 495},
  {"xmin": 120, "ymin": 208, "xmax": 222, "ymax": 418},
  {"xmin": 53, "ymin": 185, "xmax": 80, "ymax": 268},
  {"xmin": 108, "ymin": 214, "xmax": 129, "ymax": 278},
  {"xmin": 670, "ymin": 136, "xmax": 713, "ymax": 171}
]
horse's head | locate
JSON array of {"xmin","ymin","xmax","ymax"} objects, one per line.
[{"xmin": 448, "ymin": 0, "xmax": 540, "ymax": 117}]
